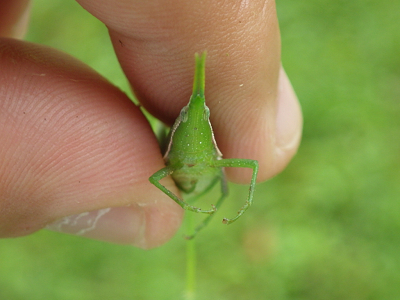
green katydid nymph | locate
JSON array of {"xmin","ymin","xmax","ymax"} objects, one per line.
[{"xmin": 149, "ymin": 52, "xmax": 259, "ymax": 238}]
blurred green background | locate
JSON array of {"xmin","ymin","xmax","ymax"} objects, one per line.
[{"xmin": 1, "ymin": 0, "xmax": 399, "ymax": 299}]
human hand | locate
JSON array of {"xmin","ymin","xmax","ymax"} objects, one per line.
[{"xmin": 0, "ymin": 0, "xmax": 301, "ymax": 248}]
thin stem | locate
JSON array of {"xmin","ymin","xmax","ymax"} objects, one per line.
[{"xmin": 184, "ymin": 212, "xmax": 196, "ymax": 300}]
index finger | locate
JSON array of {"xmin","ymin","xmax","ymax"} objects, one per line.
[{"xmin": 78, "ymin": 0, "xmax": 302, "ymax": 182}]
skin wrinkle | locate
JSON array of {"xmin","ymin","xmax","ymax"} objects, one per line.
[
  {"xmin": 4, "ymin": 90, "xmax": 112, "ymax": 198},
  {"xmin": 9, "ymin": 87, "xmax": 141, "ymax": 190}
]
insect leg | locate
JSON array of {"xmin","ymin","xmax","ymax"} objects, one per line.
[
  {"xmin": 213, "ymin": 159, "xmax": 259, "ymax": 224},
  {"xmin": 149, "ymin": 167, "xmax": 216, "ymax": 214},
  {"xmin": 185, "ymin": 171, "xmax": 228, "ymax": 239}
]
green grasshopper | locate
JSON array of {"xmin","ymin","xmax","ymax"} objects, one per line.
[{"xmin": 149, "ymin": 52, "xmax": 258, "ymax": 238}]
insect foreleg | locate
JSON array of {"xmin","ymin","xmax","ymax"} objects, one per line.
[
  {"xmin": 149, "ymin": 167, "xmax": 217, "ymax": 214},
  {"xmin": 213, "ymin": 159, "xmax": 259, "ymax": 224}
]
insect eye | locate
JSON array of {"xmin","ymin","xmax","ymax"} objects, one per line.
[
  {"xmin": 180, "ymin": 106, "xmax": 189, "ymax": 122},
  {"xmin": 203, "ymin": 106, "xmax": 210, "ymax": 121}
]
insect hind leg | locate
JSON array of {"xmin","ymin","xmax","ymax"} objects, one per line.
[
  {"xmin": 213, "ymin": 158, "xmax": 259, "ymax": 225},
  {"xmin": 185, "ymin": 174, "xmax": 228, "ymax": 239}
]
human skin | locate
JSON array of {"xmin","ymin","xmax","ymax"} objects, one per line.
[{"xmin": 0, "ymin": 0, "xmax": 302, "ymax": 249}]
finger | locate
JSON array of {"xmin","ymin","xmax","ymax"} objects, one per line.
[
  {"xmin": 0, "ymin": 0, "xmax": 31, "ymax": 38},
  {"xmin": 0, "ymin": 38, "xmax": 183, "ymax": 249},
  {"xmin": 77, "ymin": 0, "xmax": 302, "ymax": 183}
]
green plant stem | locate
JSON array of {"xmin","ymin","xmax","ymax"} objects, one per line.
[{"xmin": 185, "ymin": 213, "xmax": 196, "ymax": 300}]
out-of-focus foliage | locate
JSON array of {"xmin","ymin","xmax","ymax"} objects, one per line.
[{"xmin": 1, "ymin": 0, "xmax": 399, "ymax": 299}]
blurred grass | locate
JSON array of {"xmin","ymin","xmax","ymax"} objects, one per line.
[{"xmin": 1, "ymin": 0, "xmax": 399, "ymax": 299}]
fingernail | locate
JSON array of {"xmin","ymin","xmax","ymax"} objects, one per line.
[
  {"xmin": 46, "ymin": 206, "xmax": 146, "ymax": 247},
  {"xmin": 275, "ymin": 68, "xmax": 302, "ymax": 153},
  {"xmin": 9, "ymin": 2, "xmax": 31, "ymax": 39}
]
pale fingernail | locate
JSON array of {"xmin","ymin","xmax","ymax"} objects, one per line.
[
  {"xmin": 9, "ymin": 2, "xmax": 31, "ymax": 39},
  {"xmin": 275, "ymin": 68, "xmax": 302, "ymax": 153},
  {"xmin": 46, "ymin": 206, "xmax": 146, "ymax": 247}
]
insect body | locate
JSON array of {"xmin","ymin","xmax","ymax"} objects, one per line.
[{"xmin": 149, "ymin": 52, "xmax": 258, "ymax": 238}]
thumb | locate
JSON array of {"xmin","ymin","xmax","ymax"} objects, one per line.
[{"xmin": 0, "ymin": 38, "xmax": 183, "ymax": 249}]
